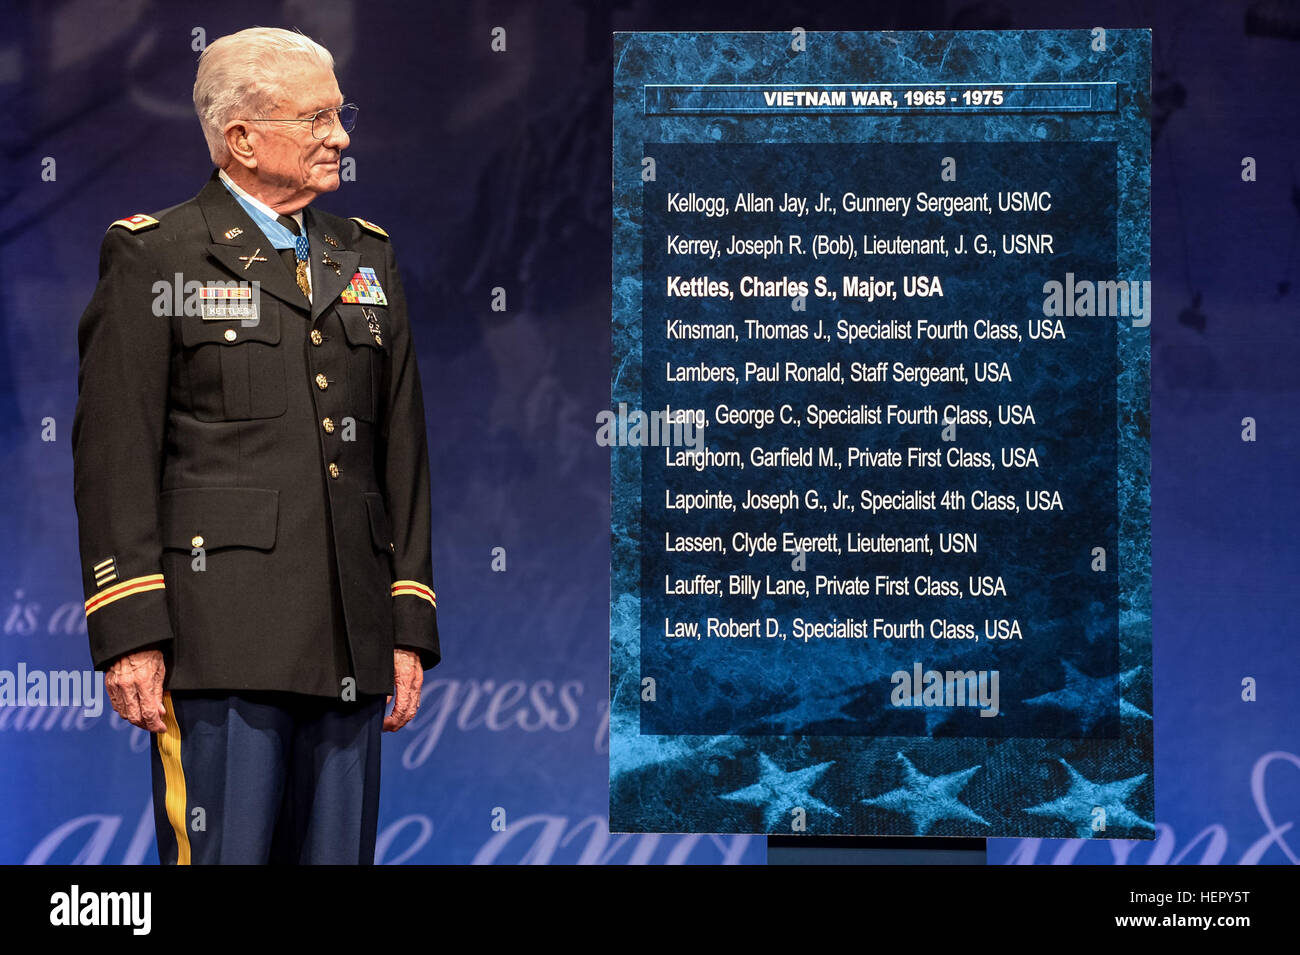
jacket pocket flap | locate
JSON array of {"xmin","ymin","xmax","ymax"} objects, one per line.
[
  {"xmin": 363, "ymin": 491, "xmax": 393, "ymax": 552},
  {"xmin": 179, "ymin": 307, "xmax": 280, "ymax": 347},
  {"xmin": 338, "ymin": 306, "xmax": 384, "ymax": 349},
  {"xmin": 160, "ymin": 487, "xmax": 279, "ymax": 550}
]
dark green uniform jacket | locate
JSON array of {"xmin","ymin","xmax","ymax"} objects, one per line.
[{"xmin": 72, "ymin": 170, "xmax": 441, "ymax": 697}]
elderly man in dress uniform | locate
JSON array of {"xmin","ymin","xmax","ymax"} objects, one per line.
[{"xmin": 71, "ymin": 26, "xmax": 441, "ymax": 864}]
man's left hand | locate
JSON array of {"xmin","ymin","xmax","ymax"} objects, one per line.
[{"xmin": 384, "ymin": 648, "xmax": 423, "ymax": 732}]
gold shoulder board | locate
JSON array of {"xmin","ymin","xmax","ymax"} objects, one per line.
[
  {"xmin": 349, "ymin": 216, "xmax": 389, "ymax": 239},
  {"xmin": 108, "ymin": 214, "xmax": 160, "ymax": 233}
]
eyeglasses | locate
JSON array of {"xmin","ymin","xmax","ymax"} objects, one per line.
[{"xmin": 245, "ymin": 104, "xmax": 359, "ymax": 139}]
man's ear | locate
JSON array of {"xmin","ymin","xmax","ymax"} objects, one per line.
[{"xmin": 224, "ymin": 122, "xmax": 257, "ymax": 170}]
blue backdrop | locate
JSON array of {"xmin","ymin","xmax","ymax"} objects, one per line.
[{"xmin": 0, "ymin": 0, "xmax": 1295, "ymax": 864}]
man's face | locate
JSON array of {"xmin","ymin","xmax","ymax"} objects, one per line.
[{"xmin": 244, "ymin": 65, "xmax": 349, "ymax": 205}]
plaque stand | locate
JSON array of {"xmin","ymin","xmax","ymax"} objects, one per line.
[{"xmin": 767, "ymin": 836, "xmax": 987, "ymax": 865}]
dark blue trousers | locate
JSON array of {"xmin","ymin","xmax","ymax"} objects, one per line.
[{"xmin": 150, "ymin": 690, "xmax": 385, "ymax": 864}]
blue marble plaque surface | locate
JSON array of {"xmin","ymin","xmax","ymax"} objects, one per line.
[{"xmin": 612, "ymin": 30, "xmax": 1151, "ymax": 837}]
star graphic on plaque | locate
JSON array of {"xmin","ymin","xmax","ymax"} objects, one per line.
[
  {"xmin": 1023, "ymin": 759, "xmax": 1153, "ymax": 837},
  {"xmin": 740, "ymin": 684, "xmax": 871, "ymax": 735},
  {"xmin": 884, "ymin": 685, "xmax": 967, "ymax": 736},
  {"xmin": 609, "ymin": 594, "xmax": 744, "ymax": 776},
  {"xmin": 1120, "ymin": 698, "xmax": 1152, "ymax": 721},
  {"xmin": 1082, "ymin": 600, "xmax": 1115, "ymax": 643},
  {"xmin": 1024, "ymin": 660, "xmax": 1132, "ymax": 733},
  {"xmin": 860, "ymin": 752, "xmax": 990, "ymax": 836},
  {"xmin": 1117, "ymin": 665, "xmax": 1151, "ymax": 721},
  {"xmin": 610, "ymin": 713, "xmax": 739, "ymax": 776},
  {"xmin": 720, "ymin": 753, "xmax": 839, "ymax": 830}
]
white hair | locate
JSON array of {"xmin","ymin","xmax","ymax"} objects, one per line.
[{"xmin": 194, "ymin": 27, "xmax": 335, "ymax": 165}]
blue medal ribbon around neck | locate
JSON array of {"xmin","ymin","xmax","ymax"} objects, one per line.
[{"xmin": 220, "ymin": 183, "xmax": 307, "ymax": 259}]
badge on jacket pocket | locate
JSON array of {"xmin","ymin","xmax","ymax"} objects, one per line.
[
  {"xmin": 339, "ymin": 268, "xmax": 388, "ymax": 306},
  {"xmin": 199, "ymin": 282, "xmax": 261, "ymax": 325}
]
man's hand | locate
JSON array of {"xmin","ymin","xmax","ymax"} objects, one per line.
[
  {"xmin": 384, "ymin": 648, "xmax": 423, "ymax": 732},
  {"xmin": 105, "ymin": 649, "xmax": 167, "ymax": 733}
]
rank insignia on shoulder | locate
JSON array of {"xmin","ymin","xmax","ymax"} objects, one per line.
[
  {"xmin": 349, "ymin": 216, "xmax": 389, "ymax": 239},
  {"xmin": 108, "ymin": 214, "xmax": 160, "ymax": 233}
]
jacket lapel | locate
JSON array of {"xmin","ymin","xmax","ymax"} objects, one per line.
[
  {"xmin": 306, "ymin": 207, "xmax": 360, "ymax": 323},
  {"xmin": 196, "ymin": 173, "xmax": 311, "ymax": 312}
]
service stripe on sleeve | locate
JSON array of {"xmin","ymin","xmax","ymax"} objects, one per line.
[
  {"xmin": 391, "ymin": 580, "xmax": 436, "ymax": 607},
  {"xmin": 84, "ymin": 574, "xmax": 166, "ymax": 615}
]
